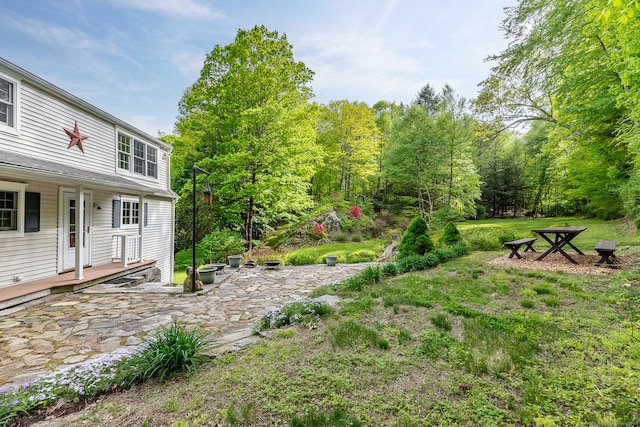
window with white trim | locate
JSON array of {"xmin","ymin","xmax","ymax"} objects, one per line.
[
  {"xmin": 0, "ymin": 181, "xmax": 26, "ymax": 237},
  {"xmin": 122, "ymin": 199, "xmax": 140, "ymax": 226},
  {"xmin": 0, "ymin": 75, "xmax": 17, "ymax": 131},
  {"xmin": 117, "ymin": 131, "xmax": 158, "ymax": 179}
]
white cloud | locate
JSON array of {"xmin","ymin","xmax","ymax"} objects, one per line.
[
  {"xmin": 107, "ymin": 0, "xmax": 225, "ymax": 20},
  {"xmin": 172, "ymin": 48, "xmax": 207, "ymax": 79}
]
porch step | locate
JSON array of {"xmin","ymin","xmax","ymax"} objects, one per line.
[{"xmin": 0, "ymin": 261, "xmax": 157, "ymax": 311}]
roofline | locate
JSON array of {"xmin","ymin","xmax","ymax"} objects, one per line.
[{"xmin": 0, "ymin": 56, "xmax": 173, "ymax": 152}]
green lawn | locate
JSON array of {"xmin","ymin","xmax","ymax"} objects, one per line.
[{"xmin": 80, "ymin": 217, "xmax": 640, "ymax": 425}]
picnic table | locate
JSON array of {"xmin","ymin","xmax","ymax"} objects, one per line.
[{"xmin": 531, "ymin": 226, "xmax": 587, "ymax": 264}]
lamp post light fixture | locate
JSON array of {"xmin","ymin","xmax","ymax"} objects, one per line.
[{"xmin": 192, "ymin": 165, "xmax": 212, "ymax": 293}]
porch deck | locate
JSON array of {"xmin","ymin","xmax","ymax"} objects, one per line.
[{"xmin": 0, "ymin": 260, "xmax": 157, "ymax": 310}]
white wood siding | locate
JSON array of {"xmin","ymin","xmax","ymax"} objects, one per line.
[
  {"xmin": 0, "ymin": 181, "xmax": 58, "ymax": 288},
  {"xmin": 1, "ymin": 80, "xmax": 171, "ymax": 193}
]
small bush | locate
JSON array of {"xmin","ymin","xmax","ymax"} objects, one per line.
[
  {"xmin": 397, "ymin": 216, "xmax": 434, "ymax": 258},
  {"xmin": 119, "ymin": 322, "xmax": 213, "ymax": 386},
  {"xmin": 381, "ymin": 263, "xmax": 398, "ymax": 276},
  {"xmin": 464, "ymin": 228, "xmax": 517, "ymax": 251},
  {"xmin": 197, "ymin": 228, "xmax": 246, "ymax": 264},
  {"xmin": 439, "ymin": 221, "xmax": 462, "ymax": 246},
  {"xmin": 346, "ymin": 249, "xmax": 376, "ymax": 263},
  {"xmin": 287, "ymin": 253, "xmax": 317, "ymax": 266},
  {"xmin": 331, "ymin": 231, "xmax": 349, "ymax": 242}
]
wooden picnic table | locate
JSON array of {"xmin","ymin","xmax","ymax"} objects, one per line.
[{"xmin": 531, "ymin": 226, "xmax": 587, "ymax": 264}]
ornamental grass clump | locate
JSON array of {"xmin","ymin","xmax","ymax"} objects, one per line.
[{"xmin": 119, "ymin": 322, "xmax": 213, "ymax": 387}]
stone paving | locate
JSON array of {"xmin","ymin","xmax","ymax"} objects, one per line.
[{"xmin": 0, "ymin": 263, "xmax": 373, "ymax": 387}]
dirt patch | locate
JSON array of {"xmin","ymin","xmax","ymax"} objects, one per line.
[{"xmin": 487, "ymin": 251, "xmax": 628, "ymax": 275}]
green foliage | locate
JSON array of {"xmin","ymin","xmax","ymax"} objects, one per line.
[
  {"xmin": 255, "ymin": 300, "xmax": 333, "ymax": 332},
  {"xmin": 397, "ymin": 216, "xmax": 434, "ymax": 258},
  {"xmin": 463, "ymin": 227, "xmax": 517, "ymax": 251},
  {"xmin": 290, "ymin": 408, "xmax": 362, "ymax": 427},
  {"xmin": 430, "ymin": 313, "xmax": 452, "ymax": 331},
  {"xmin": 196, "ymin": 228, "xmax": 246, "ymax": 264},
  {"xmin": 176, "ymin": 25, "xmax": 318, "ymax": 250},
  {"xmin": 119, "ymin": 322, "xmax": 212, "ymax": 386},
  {"xmin": 381, "ymin": 263, "xmax": 398, "ymax": 277},
  {"xmin": 329, "ymin": 320, "xmax": 389, "ymax": 349},
  {"xmin": 284, "ymin": 240, "xmax": 384, "ymax": 266},
  {"xmin": 439, "ymin": 221, "xmax": 463, "ymax": 246}
]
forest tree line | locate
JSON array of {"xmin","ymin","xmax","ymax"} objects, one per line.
[{"xmin": 167, "ymin": 0, "xmax": 640, "ymax": 252}]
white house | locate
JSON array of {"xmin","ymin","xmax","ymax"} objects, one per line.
[{"xmin": 0, "ymin": 57, "xmax": 177, "ymax": 308}]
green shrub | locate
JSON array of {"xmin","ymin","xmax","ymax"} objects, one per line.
[
  {"xmin": 430, "ymin": 313, "xmax": 452, "ymax": 331},
  {"xmin": 439, "ymin": 221, "xmax": 463, "ymax": 246},
  {"xmin": 397, "ymin": 216, "xmax": 434, "ymax": 258},
  {"xmin": 287, "ymin": 253, "xmax": 317, "ymax": 266},
  {"xmin": 290, "ymin": 408, "xmax": 362, "ymax": 427},
  {"xmin": 346, "ymin": 249, "xmax": 376, "ymax": 263},
  {"xmin": 381, "ymin": 263, "xmax": 398, "ymax": 276},
  {"xmin": 119, "ymin": 322, "xmax": 213, "ymax": 386},
  {"xmin": 464, "ymin": 227, "xmax": 517, "ymax": 251},
  {"xmin": 197, "ymin": 228, "xmax": 246, "ymax": 264},
  {"xmin": 331, "ymin": 231, "xmax": 349, "ymax": 242},
  {"xmin": 397, "ymin": 254, "xmax": 430, "ymax": 273}
]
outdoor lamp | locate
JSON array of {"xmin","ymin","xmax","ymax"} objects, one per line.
[{"xmin": 203, "ymin": 182, "xmax": 212, "ymax": 205}]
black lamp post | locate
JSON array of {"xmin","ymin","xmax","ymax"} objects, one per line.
[{"xmin": 192, "ymin": 165, "xmax": 212, "ymax": 293}]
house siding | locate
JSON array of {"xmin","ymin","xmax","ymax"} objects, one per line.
[
  {"xmin": 0, "ymin": 181, "xmax": 58, "ymax": 288},
  {"xmin": 0, "ymin": 58, "xmax": 175, "ymax": 295}
]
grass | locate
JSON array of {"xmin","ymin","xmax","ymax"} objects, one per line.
[
  {"xmin": 284, "ymin": 239, "xmax": 386, "ymax": 265},
  {"xmin": 36, "ymin": 216, "xmax": 639, "ymax": 425}
]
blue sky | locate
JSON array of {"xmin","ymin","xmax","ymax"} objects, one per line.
[{"xmin": 1, "ymin": 0, "xmax": 517, "ymax": 137}]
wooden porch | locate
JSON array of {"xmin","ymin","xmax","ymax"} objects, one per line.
[{"xmin": 0, "ymin": 260, "xmax": 157, "ymax": 310}]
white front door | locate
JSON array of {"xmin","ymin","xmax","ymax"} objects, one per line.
[{"xmin": 62, "ymin": 191, "xmax": 92, "ymax": 271}]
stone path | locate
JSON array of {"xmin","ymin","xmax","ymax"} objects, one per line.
[{"xmin": 0, "ymin": 263, "xmax": 373, "ymax": 387}]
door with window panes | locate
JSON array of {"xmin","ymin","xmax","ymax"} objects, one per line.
[{"xmin": 62, "ymin": 191, "xmax": 92, "ymax": 270}]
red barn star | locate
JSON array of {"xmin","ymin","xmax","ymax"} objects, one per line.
[{"xmin": 64, "ymin": 121, "xmax": 89, "ymax": 153}]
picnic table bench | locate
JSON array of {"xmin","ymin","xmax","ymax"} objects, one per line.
[
  {"xmin": 594, "ymin": 240, "xmax": 618, "ymax": 266},
  {"xmin": 504, "ymin": 237, "xmax": 537, "ymax": 259}
]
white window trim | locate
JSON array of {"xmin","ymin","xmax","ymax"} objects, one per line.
[
  {"xmin": 120, "ymin": 196, "xmax": 141, "ymax": 228},
  {"xmin": 0, "ymin": 181, "xmax": 26, "ymax": 238},
  {"xmin": 0, "ymin": 72, "xmax": 20, "ymax": 135},
  {"xmin": 115, "ymin": 129, "xmax": 159, "ymax": 181}
]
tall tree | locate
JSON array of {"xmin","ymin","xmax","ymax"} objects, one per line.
[
  {"xmin": 176, "ymin": 25, "xmax": 318, "ymax": 250},
  {"xmin": 384, "ymin": 105, "xmax": 445, "ymax": 224},
  {"xmin": 315, "ymin": 101, "xmax": 381, "ymax": 200},
  {"xmin": 477, "ymin": 0, "xmax": 635, "ymax": 220}
]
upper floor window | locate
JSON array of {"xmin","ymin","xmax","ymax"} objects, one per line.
[
  {"xmin": 117, "ymin": 131, "xmax": 158, "ymax": 179},
  {"xmin": 0, "ymin": 75, "xmax": 17, "ymax": 131}
]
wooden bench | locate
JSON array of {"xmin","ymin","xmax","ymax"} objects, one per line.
[
  {"xmin": 504, "ymin": 238, "xmax": 537, "ymax": 259},
  {"xmin": 594, "ymin": 240, "xmax": 618, "ymax": 266}
]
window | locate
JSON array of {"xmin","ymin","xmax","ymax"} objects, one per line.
[
  {"xmin": 112, "ymin": 198, "xmax": 147, "ymax": 228},
  {"xmin": 116, "ymin": 131, "xmax": 158, "ymax": 179},
  {"xmin": 0, "ymin": 75, "xmax": 18, "ymax": 132},
  {"xmin": 0, "ymin": 191, "xmax": 17, "ymax": 231},
  {"xmin": 0, "ymin": 181, "xmax": 26, "ymax": 237},
  {"xmin": 122, "ymin": 200, "xmax": 140, "ymax": 225}
]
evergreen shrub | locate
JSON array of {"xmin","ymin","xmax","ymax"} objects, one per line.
[
  {"xmin": 397, "ymin": 216, "xmax": 434, "ymax": 258},
  {"xmin": 439, "ymin": 221, "xmax": 462, "ymax": 246}
]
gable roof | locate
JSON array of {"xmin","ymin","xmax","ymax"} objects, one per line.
[{"xmin": 0, "ymin": 57, "xmax": 172, "ymax": 152}]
